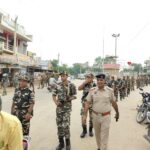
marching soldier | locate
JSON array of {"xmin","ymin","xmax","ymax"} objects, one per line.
[
  {"xmin": 126, "ymin": 76, "xmax": 131, "ymax": 97},
  {"xmin": 130, "ymin": 76, "xmax": 135, "ymax": 91},
  {"xmin": 136, "ymin": 76, "xmax": 140, "ymax": 89},
  {"xmin": 78, "ymin": 73, "xmax": 96, "ymax": 138},
  {"xmin": 11, "ymin": 74, "xmax": 35, "ymax": 136},
  {"xmin": 117, "ymin": 77, "xmax": 123, "ymax": 101},
  {"xmin": 52, "ymin": 71, "xmax": 77, "ymax": 150},
  {"xmin": 107, "ymin": 76, "xmax": 118, "ymax": 102},
  {"xmin": 122, "ymin": 76, "xmax": 127, "ymax": 99},
  {"xmin": 12, "ymin": 72, "xmax": 19, "ymax": 89}
]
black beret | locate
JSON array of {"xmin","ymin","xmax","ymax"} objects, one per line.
[
  {"xmin": 59, "ymin": 71, "xmax": 68, "ymax": 76},
  {"xmin": 95, "ymin": 73, "xmax": 106, "ymax": 79}
]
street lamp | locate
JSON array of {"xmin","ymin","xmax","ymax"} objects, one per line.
[
  {"xmin": 112, "ymin": 33, "xmax": 120, "ymax": 61},
  {"xmin": 112, "ymin": 33, "xmax": 120, "ymax": 75}
]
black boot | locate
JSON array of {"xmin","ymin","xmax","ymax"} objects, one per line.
[
  {"xmin": 66, "ymin": 138, "xmax": 71, "ymax": 150},
  {"xmin": 56, "ymin": 137, "xmax": 64, "ymax": 150},
  {"xmin": 80, "ymin": 125, "xmax": 87, "ymax": 138},
  {"xmin": 89, "ymin": 126, "xmax": 94, "ymax": 137}
]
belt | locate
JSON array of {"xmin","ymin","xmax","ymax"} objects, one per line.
[{"xmin": 92, "ymin": 110, "xmax": 110, "ymax": 116}]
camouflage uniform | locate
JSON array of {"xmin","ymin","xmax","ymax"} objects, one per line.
[
  {"xmin": 107, "ymin": 76, "xmax": 118, "ymax": 101},
  {"xmin": 136, "ymin": 76, "xmax": 140, "ymax": 89},
  {"xmin": 80, "ymin": 81, "xmax": 96, "ymax": 137},
  {"xmin": 126, "ymin": 76, "xmax": 131, "ymax": 97},
  {"xmin": 12, "ymin": 74, "xmax": 19, "ymax": 89},
  {"xmin": 122, "ymin": 77, "xmax": 127, "ymax": 99},
  {"xmin": 117, "ymin": 78, "xmax": 123, "ymax": 101},
  {"xmin": 12, "ymin": 87, "xmax": 35, "ymax": 135},
  {"xmin": 130, "ymin": 76, "xmax": 135, "ymax": 91},
  {"xmin": 52, "ymin": 81, "xmax": 76, "ymax": 139},
  {"xmin": 29, "ymin": 74, "xmax": 35, "ymax": 93}
]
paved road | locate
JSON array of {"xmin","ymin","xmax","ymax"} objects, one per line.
[{"xmin": 1, "ymin": 80, "xmax": 150, "ymax": 150}]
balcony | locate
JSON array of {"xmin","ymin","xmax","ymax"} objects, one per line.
[
  {"xmin": 0, "ymin": 41, "xmax": 14, "ymax": 54},
  {"xmin": 0, "ymin": 14, "xmax": 32, "ymax": 42}
]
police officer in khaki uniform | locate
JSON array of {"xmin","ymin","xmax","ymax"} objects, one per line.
[{"xmin": 84, "ymin": 73, "xmax": 119, "ymax": 150}]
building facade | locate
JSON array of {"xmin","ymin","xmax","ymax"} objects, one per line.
[{"xmin": 0, "ymin": 9, "xmax": 33, "ymax": 75}]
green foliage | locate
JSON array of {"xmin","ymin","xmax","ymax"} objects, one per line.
[
  {"xmin": 50, "ymin": 59, "xmax": 59, "ymax": 71},
  {"xmin": 93, "ymin": 56, "xmax": 103, "ymax": 72}
]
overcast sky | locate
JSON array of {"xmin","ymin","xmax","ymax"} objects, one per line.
[{"xmin": 0, "ymin": 0, "xmax": 150, "ymax": 66}]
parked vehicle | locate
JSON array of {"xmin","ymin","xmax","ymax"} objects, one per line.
[{"xmin": 136, "ymin": 88, "xmax": 150, "ymax": 123}]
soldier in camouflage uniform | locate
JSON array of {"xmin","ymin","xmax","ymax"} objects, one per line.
[
  {"xmin": 122, "ymin": 76, "xmax": 127, "ymax": 99},
  {"xmin": 108, "ymin": 76, "xmax": 118, "ymax": 102},
  {"xmin": 29, "ymin": 73, "xmax": 35, "ymax": 93},
  {"xmin": 117, "ymin": 77, "xmax": 123, "ymax": 101},
  {"xmin": 130, "ymin": 76, "xmax": 135, "ymax": 91},
  {"xmin": 136, "ymin": 76, "xmax": 140, "ymax": 89},
  {"xmin": 78, "ymin": 73, "xmax": 96, "ymax": 138},
  {"xmin": 12, "ymin": 72, "xmax": 19, "ymax": 89},
  {"xmin": 11, "ymin": 74, "xmax": 35, "ymax": 136},
  {"xmin": 52, "ymin": 71, "xmax": 77, "ymax": 150},
  {"xmin": 126, "ymin": 76, "xmax": 131, "ymax": 97}
]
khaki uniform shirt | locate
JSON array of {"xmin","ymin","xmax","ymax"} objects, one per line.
[
  {"xmin": 0, "ymin": 111, "xmax": 23, "ymax": 150},
  {"xmin": 86, "ymin": 86, "xmax": 116, "ymax": 113}
]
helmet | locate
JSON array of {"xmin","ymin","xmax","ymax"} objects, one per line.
[{"xmin": 18, "ymin": 74, "xmax": 30, "ymax": 82}]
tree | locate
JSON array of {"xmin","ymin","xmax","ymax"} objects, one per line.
[
  {"xmin": 131, "ymin": 63, "xmax": 142, "ymax": 73},
  {"xmin": 104, "ymin": 55, "xmax": 116, "ymax": 64},
  {"xmin": 50, "ymin": 59, "xmax": 59, "ymax": 71},
  {"xmin": 71, "ymin": 63, "xmax": 86, "ymax": 75},
  {"xmin": 93, "ymin": 56, "xmax": 103, "ymax": 72}
]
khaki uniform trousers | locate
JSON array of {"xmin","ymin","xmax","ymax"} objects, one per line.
[{"xmin": 92, "ymin": 113, "xmax": 111, "ymax": 150}]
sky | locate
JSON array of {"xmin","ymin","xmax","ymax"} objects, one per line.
[{"xmin": 0, "ymin": 0, "xmax": 150, "ymax": 67}]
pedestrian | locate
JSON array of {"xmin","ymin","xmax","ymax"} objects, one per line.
[
  {"xmin": 78, "ymin": 73, "xmax": 96, "ymax": 138},
  {"xmin": 29, "ymin": 73, "xmax": 35, "ymax": 93},
  {"xmin": 37, "ymin": 73, "xmax": 42, "ymax": 89},
  {"xmin": 1, "ymin": 73, "xmax": 9, "ymax": 96},
  {"xmin": 0, "ymin": 96, "xmax": 23, "ymax": 150},
  {"xmin": 52, "ymin": 71, "xmax": 77, "ymax": 150},
  {"xmin": 12, "ymin": 72, "xmax": 19, "ymax": 89},
  {"xmin": 84, "ymin": 73, "xmax": 119, "ymax": 150},
  {"xmin": 126, "ymin": 76, "xmax": 131, "ymax": 97},
  {"xmin": 11, "ymin": 74, "xmax": 35, "ymax": 136}
]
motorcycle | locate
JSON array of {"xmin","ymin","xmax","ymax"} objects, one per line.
[{"xmin": 136, "ymin": 88, "xmax": 150, "ymax": 123}]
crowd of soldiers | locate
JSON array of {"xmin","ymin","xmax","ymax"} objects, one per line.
[
  {"xmin": 1, "ymin": 71, "xmax": 150, "ymax": 150},
  {"xmin": 106, "ymin": 75, "xmax": 150, "ymax": 101}
]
